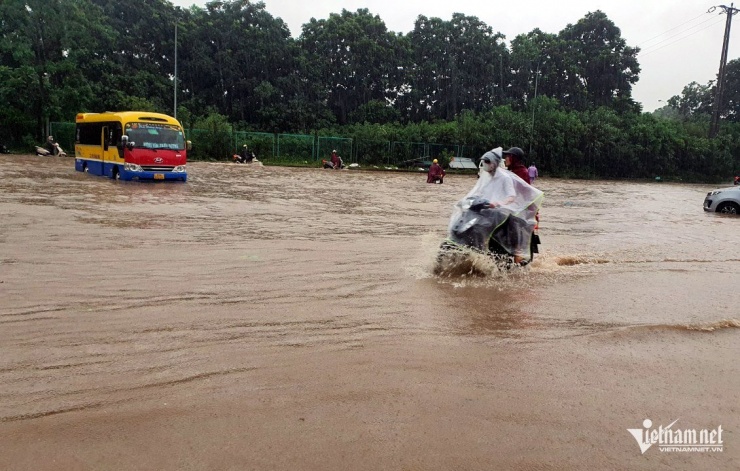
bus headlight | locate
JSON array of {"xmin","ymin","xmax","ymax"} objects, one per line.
[
  {"xmin": 124, "ymin": 163, "xmax": 143, "ymax": 172},
  {"xmin": 173, "ymin": 165, "xmax": 187, "ymax": 173}
]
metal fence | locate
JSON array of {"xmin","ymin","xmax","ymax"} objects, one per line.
[{"xmin": 50, "ymin": 122, "xmax": 487, "ymax": 166}]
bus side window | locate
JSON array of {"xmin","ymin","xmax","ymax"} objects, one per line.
[
  {"xmin": 113, "ymin": 124, "xmax": 124, "ymax": 158},
  {"xmin": 102, "ymin": 126, "xmax": 109, "ymax": 151},
  {"xmin": 112, "ymin": 123, "xmax": 122, "ymax": 146}
]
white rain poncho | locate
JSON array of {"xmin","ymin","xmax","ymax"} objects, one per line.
[{"xmin": 448, "ymin": 148, "xmax": 544, "ymax": 258}]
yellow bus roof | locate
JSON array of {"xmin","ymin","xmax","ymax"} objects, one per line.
[{"xmin": 75, "ymin": 111, "xmax": 182, "ymax": 127}]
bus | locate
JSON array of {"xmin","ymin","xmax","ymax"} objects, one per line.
[{"xmin": 74, "ymin": 111, "xmax": 190, "ymax": 181}]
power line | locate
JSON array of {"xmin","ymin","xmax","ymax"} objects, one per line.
[
  {"xmin": 639, "ymin": 15, "xmax": 720, "ymax": 53},
  {"xmin": 639, "ymin": 17, "xmax": 727, "ymax": 56},
  {"xmin": 637, "ymin": 11, "xmax": 713, "ymax": 47}
]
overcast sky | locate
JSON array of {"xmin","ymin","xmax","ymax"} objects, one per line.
[{"xmin": 171, "ymin": 0, "xmax": 739, "ymax": 112}]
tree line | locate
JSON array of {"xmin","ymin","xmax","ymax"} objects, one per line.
[{"xmin": 1, "ymin": 0, "xmax": 738, "ymax": 180}]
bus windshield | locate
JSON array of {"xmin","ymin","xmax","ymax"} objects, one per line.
[{"xmin": 125, "ymin": 123, "xmax": 185, "ymax": 150}]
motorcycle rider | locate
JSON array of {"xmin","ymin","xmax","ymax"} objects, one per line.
[
  {"xmin": 330, "ymin": 150, "xmax": 343, "ymax": 170},
  {"xmin": 235, "ymin": 144, "xmax": 255, "ymax": 163},
  {"xmin": 503, "ymin": 147, "xmax": 530, "ymax": 184},
  {"xmin": 427, "ymin": 159, "xmax": 445, "ymax": 183},
  {"xmin": 40, "ymin": 135, "xmax": 66, "ymax": 156},
  {"xmin": 465, "ymin": 148, "xmax": 530, "ymax": 265},
  {"xmin": 467, "ymin": 149, "xmax": 515, "ymax": 209}
]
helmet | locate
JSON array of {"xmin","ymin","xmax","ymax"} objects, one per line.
[
  {"xmin": 433, "ymin": 159, "xmax": 438, "ymax": 164},
  {"xmin": 503, "ymin": 147, "xmax": 525, "ymax": 161},
  {"xmin": 243, "ymin": 144, "xmax": 248, "ymax": 148}
]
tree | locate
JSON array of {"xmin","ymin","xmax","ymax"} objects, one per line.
[
  {"xmin": 558, "ymin": 11, "xmax": 640, "ymax": 110},
  {"xmin": 666, "ymin": 81, "xmax": 712, "ymax": 119},
  {"xmin": 721, "ymin": 59, "xmax": 740, "ymax": 122},
  {"xmin": 179, "ymin": 1, "xmax": 305, "ymax": 131},
  {"xmin": 404, "ymin": 13, "xmax": 506, "ymax": 121},
  {"xmin": 299, "ymin": 8, "xmax": 407, "ymax": 125},
  {"xmin": 0, "ymin": 0, "xmax": 114, "ymax": 141},
  {"xmin": 90, "ymin": 0, "xmax": 179, "ymax": 113},
  {"xmin": 509, "ymin": 29, "xmax": 585, "ymax": 109}
]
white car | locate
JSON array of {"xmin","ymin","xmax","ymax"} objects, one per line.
[{"xmin": 703, "ymin": 186, "xmax": 740, "ymax": 214}]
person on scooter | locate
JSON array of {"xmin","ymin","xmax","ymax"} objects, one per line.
[
  {"xmin": 42, "ymin": 136, "xmax": 66, "ymax": 156},
  {"xmin": 237, "ymin": 144, "xmax": 255, "ymax": 163},
  {"xmin": 427, "ymin": 159, "xmax": 445, "ymax": 183},
  {"xmin": 330, "ymin": 150, "xmax": 343, "ymax": 170},
  {"xmin": 466, "ymin": 148, "xmax": 530, "ymax": 265},
  {"xmin": 45, "ymin": 136, "xmax": 59, "ymax": 155},
  {"xmin": 505, "ymin": 147, "xmax": 541, "ymax": 246},
  {"xmin": 468, "ymin": 149, "xmax": 516, "ymax": 210},
  {"xmin": 503, "ymin": 147, "xmax": 530, "ymax": 184}
]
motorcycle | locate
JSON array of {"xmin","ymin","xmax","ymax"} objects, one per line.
[
  {"xmin": 232, "ymin": 152, "xmax": 258, "ymax": 164},
  {"xmin": 322, "ymin": 158, "xmax": 344, "ymax": 169},
  {"xmin": 434, "ymin": 197, "xmax": 541, "ymax": 274},
  {"xmin": 35, "ymin": 143, "xmax": 67, "ymax": 157},
  {"xmin": 435, "ymin": 189, "xmax": 542, "ymax": 275}
]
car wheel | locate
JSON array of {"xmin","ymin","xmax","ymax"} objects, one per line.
[{"xmin": 717, "ymin": 202, "xmax": 740, "ymax": 214}]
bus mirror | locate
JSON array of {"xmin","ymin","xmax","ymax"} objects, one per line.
[
  {"xmin": 128, "ymin": 141, "xmax": 135, "ymax": 150},
  {"xmin": 186, "ymin": 140, "xmax": 192, "ymax": 151},
  {"xmin": 119, "ymin": 135, "xmax": 128, "ymax": 149}
]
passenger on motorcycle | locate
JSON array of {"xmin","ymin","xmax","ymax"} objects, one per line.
[{"xmin": 503, "ymin": 147, "xmax": 530, "ymax": 184}]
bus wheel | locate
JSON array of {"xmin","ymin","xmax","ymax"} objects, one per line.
[{"xmin": 112, "ymin": 167, "xmax": 120, "ymax": 180}]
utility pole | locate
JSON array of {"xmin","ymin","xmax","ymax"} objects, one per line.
[{"xmin": 709, "ymin": 4, "xmax": 739, "ymax": 138}]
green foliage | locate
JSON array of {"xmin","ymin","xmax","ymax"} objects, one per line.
[
  {"xmin": 190, "ymin": 112, "xmax": 233, "ymax": 161},
  {"xmin": 299, "ymin": 8, "xmax": 407, "ymax": 125},
  {"xmin": 0, "ymin": 0, "xmax": 738, "ymax": 181},
  {"xmin": 403, "ymin": 13, "xmax": 507, "ymax": 121}
]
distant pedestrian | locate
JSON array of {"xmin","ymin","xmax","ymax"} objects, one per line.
[{"xmin": 528, "ymin": 162, "xmax": 539, "ymax": 184}]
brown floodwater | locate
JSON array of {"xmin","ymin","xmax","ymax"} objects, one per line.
[{"xmin": 1, "ymin": 154, "xmax": 738, "ymax": 470}]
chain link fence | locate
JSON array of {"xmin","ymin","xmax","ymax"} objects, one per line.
[
  {"xmin": 49, "ymin": 122, "xmax": 484, "ymax": 166},
  {"xmin": 317, "ymin": 137, "xmax": 352, "ymax": 163}
]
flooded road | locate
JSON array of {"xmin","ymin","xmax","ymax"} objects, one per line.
[{"xmin": 1, "ymin": 154, "xmax": 738, "ymax": 469}]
